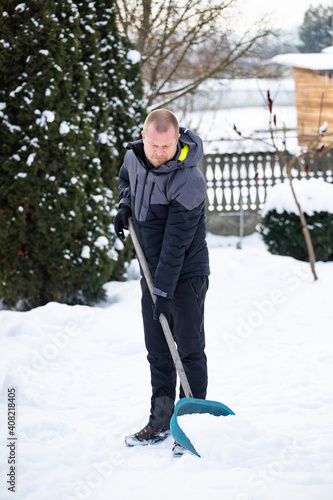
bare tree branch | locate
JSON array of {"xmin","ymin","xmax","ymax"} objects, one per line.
[
  {"xmin": 114, "ymin": 0, "xmax": 272, "ymax": 106},
  {"xmin": 234, "ymin": 91, "xmax": 333, "ymax": 281},
  {"xmin": 150, "ymin": 28, "xmax": 269, "ymax": 109}
]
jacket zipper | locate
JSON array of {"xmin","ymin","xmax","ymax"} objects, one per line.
[
  {"xmin": 148, "ymin": 181, "xmax": 155, "ymax": 206},
  {"xmin": 138, "ymin": 169, "xmax": 149, "ymax": 220}
]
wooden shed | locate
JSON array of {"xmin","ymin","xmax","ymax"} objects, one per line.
[{"xmin": 271, "ymin": 46, "xmax": 333, "ymax": 147}]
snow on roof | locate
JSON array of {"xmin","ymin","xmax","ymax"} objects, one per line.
[
  {"xmin": 271, "ymin": 48, "xmax": 333, "ymax": 71},
  {"xmin": 196, "ymin": 78, "xmax": 295, "ymax": 92}
]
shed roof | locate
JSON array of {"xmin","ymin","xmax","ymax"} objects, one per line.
[{"xmin": 271, "ymin": 46, "xmax": 333, "ymax": 71}]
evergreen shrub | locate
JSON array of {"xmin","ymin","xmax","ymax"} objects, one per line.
[
  {"xmin": 0, "ymin": 0, "xmax": 144, "ymax": 310},
  {"xmin": 259, "ymin": 210, "xmax": 333, "ymax": 262}
]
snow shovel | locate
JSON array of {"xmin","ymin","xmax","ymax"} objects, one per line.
[{"xmin": 128, "ymin": 218, "xmax": 235, "ymax": 457}]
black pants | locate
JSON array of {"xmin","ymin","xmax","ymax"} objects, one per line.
[{"xmin": 141, "ymin": 275, "xmax": 209, "ymax": 429}]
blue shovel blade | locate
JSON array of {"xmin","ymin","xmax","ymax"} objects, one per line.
[{"xmin": 170, "ymin": 397, "xmax": 235, "ymax": 457}]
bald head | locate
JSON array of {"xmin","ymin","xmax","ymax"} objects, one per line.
[
  {"xmin": 142, "ymin": 109, "xmax": 180, "ymax": 167},
  {"xmin": 143, "ymin": 109, "xmax": 179, "ymax": 138}
]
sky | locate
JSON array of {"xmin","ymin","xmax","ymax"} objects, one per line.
[{"xmin": 233, "ymin": 0, "xmax": 333, "ymax": 32}]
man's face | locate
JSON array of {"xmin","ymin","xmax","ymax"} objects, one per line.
[{"xmin": 142, "ymin": 124, "xmax": 180, "ymax": 167}]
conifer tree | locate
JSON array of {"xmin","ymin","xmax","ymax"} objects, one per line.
[
  {"xmin": 0, "ymin": 0, "xmax": 145, "ymax": 309},
  {"xmin": 298, "ymin": 4, "xmax": 333, "ymax": 53},
  {"xmin": 76, "ymin": 0, "xmax": 144, "ymax": 188}
]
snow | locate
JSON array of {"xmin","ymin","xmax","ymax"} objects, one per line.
[
  {"xmin": 98, "ymin": 132, "xmax": 108, "ymax": 144},
  {"xmin": 37, "ymin": 111, "xmax": 55, "ymax": 128},
  {"xmin": 319, "ymin": 121, "xmax": 328, "ymax": 134},
  {"xmin": 261, "ymin": 178, "xmax": 333, "ymax": 217},
  {"xmin": 84, "ymin": 25, "xmax": 95, "ymax": 34},
  {"xmin": 1, "ymin": 233, "xmax": 333, "ymax": 500},
  {"xmin": 14, "ymin": 3, "xmax": 26, "ymax": 13},
  {"xmin": 9, "ymin": 86, "xmax": 23, "ymax": 98},
  {"xmin": 26, "ymin": 153, "xmax": 36, "ymax": 166},
  {"xmin": 59, "ymin": 122, "xmax": 70, "ymax": 135},
  {"xmin": 322, "ymin": 46, "xmax": 333, "ymax": 54},
  {"xmin": 94, "ymin": 236, "xmax": 109, "ymax": 249},
  {"xmin": 126, "ymin": 50, "xmax": 141, "ymax": 65},
  {"xmin": 187, "ymin": 105, "xmax": 298, "ymax": 154},
  {"xmin": 199, "ymin": 78, "xmax": 295, "ymax": 93},
  {"xmin": 81, "ymin": 245, "xmax": 90, "ymax": 259},
  {"xmin": 271, "ymin": 53, "xmax": 333, "ymax": 71},
  {"xmin": 171, "ymin": 78, "xmax": 298, "ymax": 154},
  {"xmin": 92, "ymin": 194, "xmax": 104, "ymax": 203}
]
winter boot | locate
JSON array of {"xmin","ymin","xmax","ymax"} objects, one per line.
[
  {"xmin": 125, "ymin": 424, "xmax": 170, "ymax": 446},
  {"xmin": 172, "ymin": 441, "xmax": 190, "ymax": 457}
]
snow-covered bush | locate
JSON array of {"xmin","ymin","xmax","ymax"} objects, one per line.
[
  {"xmin": 259, "ymin": 179, "xmax": 333, "ymax": 262},
  {"xmin": 0, "ymin": 0, "xmax": 144, "ymax": 310}
]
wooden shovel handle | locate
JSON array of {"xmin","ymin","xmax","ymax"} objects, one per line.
[{"xmin": 128, "ymin": 217, "xmax": 193, "ymax": 399}]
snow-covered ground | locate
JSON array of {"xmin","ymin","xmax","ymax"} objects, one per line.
[
  {"xmin": 188, "ymin": 106, "xmax": 298, "ymax": 154},
  {"xmin": 0, "ymin": 101, "xmax": 331, "ymax": 498},
  {"xmin": 172, "ymin": 78, "xmax": 298, "ymax": 155},
  {"xmin": 1, "ymin": 230, "xmax": 333, "ymax": 500}
]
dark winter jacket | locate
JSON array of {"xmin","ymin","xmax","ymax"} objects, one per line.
[{"xmin": 118, "ymin": 127, "xmax": 210, "ymax": 299}]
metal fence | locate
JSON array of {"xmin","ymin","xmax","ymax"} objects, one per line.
[{"xmin": 200, "ymin": 150, "xmax": 333, "ymax": 214}]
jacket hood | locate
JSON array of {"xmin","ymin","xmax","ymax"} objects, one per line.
[{"xmin": 126, "ymin": 126, "xmax": 204, "ymax": 173}]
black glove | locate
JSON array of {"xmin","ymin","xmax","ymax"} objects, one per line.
[
  {"xmin": 153, "ymin": 296, "xmax": 172, "ymax": 322},
  {"xmin": 114, "ymin": 206, "xmax": 131, "ymax": 240}
]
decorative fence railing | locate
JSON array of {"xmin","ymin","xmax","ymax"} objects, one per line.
[{"xmin": 200, "ymin": 150, "xmax": 333, "ymax": 214}]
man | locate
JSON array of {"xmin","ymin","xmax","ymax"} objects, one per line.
[{"xmin": 114, "ymin": 109, "xmax": 210, "ymax": 455}]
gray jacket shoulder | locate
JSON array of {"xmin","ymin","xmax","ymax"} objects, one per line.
[{"xmin": 167, "ymin": 167, "xmax": 206, "ymax": 210}]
